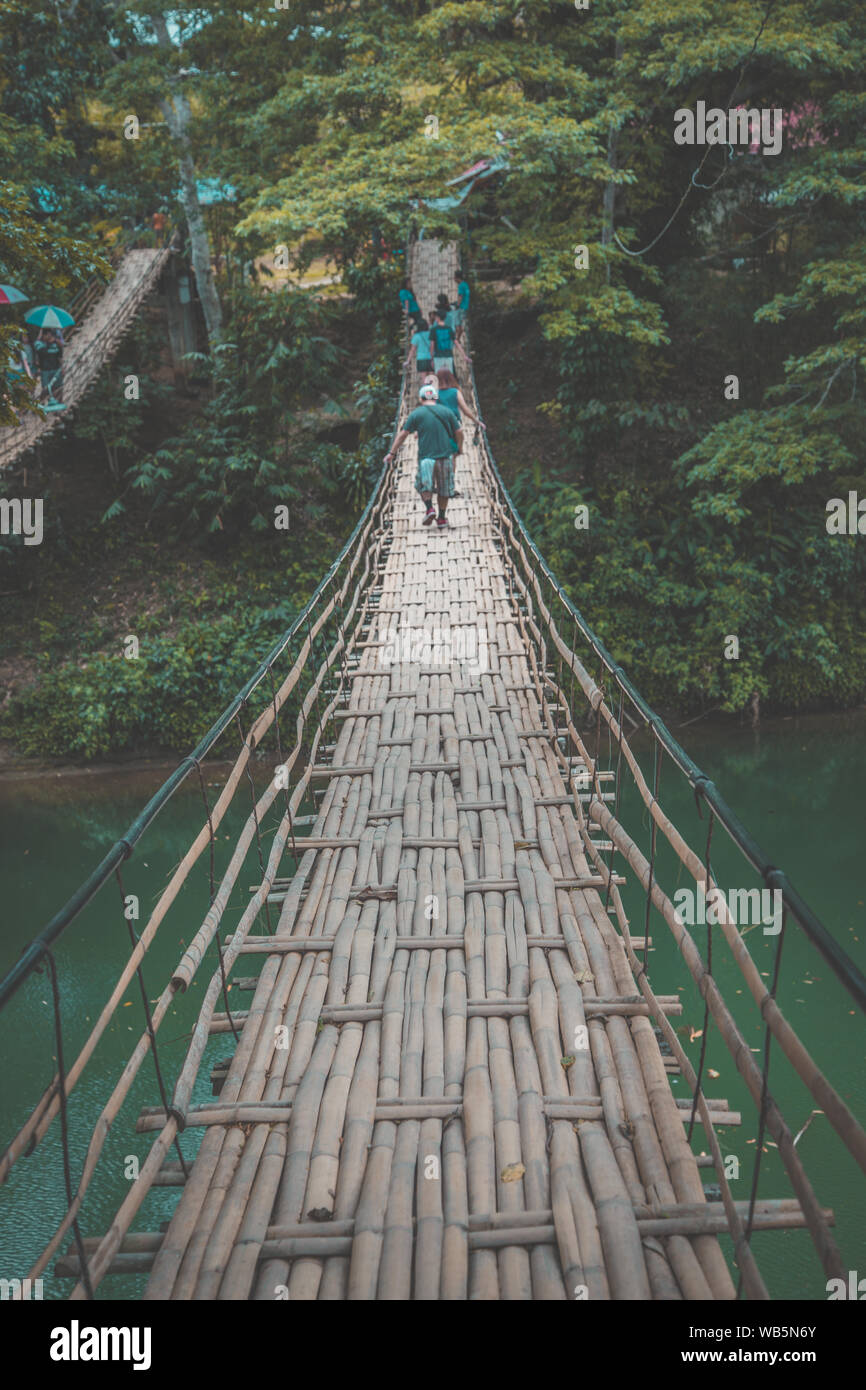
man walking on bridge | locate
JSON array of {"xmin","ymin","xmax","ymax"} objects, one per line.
[{"xmin": 384, "ymin": 381, "xmax": 462, "ymax": 528}]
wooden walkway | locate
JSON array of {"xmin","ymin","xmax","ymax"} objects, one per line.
[
  {"xmin": 121, "ymin": 240, "xmax": 740, "ymax": 1300},
  {"xmin": 0, "ymin": 245, "xmax": 171, "ymax": 470}
]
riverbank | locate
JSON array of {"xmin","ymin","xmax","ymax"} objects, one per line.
[{"xmin": 2, "ymin": 704, "xmax": 864, "ymax": 785}]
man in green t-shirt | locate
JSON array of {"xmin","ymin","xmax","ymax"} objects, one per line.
[{"xmin": 384, "ymin": 382, "xmax": 463, "ymax": 527}]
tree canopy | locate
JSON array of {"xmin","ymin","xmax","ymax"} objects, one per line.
[{"xmin": 1, "ymin": 0, "xmax": 864, "ymax": 734}]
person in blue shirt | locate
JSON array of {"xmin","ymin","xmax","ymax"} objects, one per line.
[
  {"xmin": 449, "ymin": 279, "xmax": 471, "ymax": 362},
  {"xmin": 435, "ymin": 369, "xmax": 484, "ymax": 435},
  {"xmin": 398, "ymin": 280, "xmax": 425, "ymax": 330},
  {"xmin": 405, "ymin": 323, "xmax": 432, "ymax": 375}
]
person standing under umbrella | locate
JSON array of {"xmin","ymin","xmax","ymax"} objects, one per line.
[
  {"xmin": 25, "ymin": 304, "xmax": 74, "ymax": 405},
  {"xmin": 35, "ymin": 328, "xmax": 64, "ymax": 403}
]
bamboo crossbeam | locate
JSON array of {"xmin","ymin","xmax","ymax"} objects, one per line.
[
  {"xmin": 262, "ymin": 874, "xmax": 623, "ymax": 905},
  {"xmin": 310, "ymin": 758, "xmax": 527, "ymax": 776},
  {"xmin": 366, "ymin": 792, "xmax": 614, "ymax": 817},
  {"xmin": 61, "ymin": 1198, "xmax": 829, "ymax": 1281},
  {"xmin": 235, "ymin": 933, "xmax": 651, "ymax": 955},
  {"xmin": 208, "ymin": 994, "xmax": 681, "ymax": 1030},
  {"xmin": 137, "ymin": 1097, "xmax": 738, "ymax": 1131},
  {"xmin": 57, "ymin": 1197, "xmax": 827, "ymax": 1279}
]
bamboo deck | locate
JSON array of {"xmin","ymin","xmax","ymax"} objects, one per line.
[{"xmin": 93, "ymin": 239, "xmax": 746, "ymax": 1302}]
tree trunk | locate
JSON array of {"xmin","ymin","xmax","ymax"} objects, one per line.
[{"xmin": 151, "ymin": 16, "xmax": 223, "ymax": 349}]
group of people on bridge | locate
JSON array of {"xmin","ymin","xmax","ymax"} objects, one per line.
[
  {"xmin": 385, "ymin": 276, "xmax": 484, "ymax": 529},
  {"xmin": 6, "ymin": 328, "xmax": 65, "ymax": 408}
]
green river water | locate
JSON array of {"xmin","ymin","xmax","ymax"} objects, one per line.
[{"xmin": 0, "ymin": 711, "xmax": 864, "ymax": 1301}]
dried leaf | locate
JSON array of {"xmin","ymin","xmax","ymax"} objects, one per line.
[
  {"xmin": 561, "ymin": 1055, "xmax": 575, "ymax": 1069},
  {"xmin": 501, "ymin": 1162, "xmax": 525, "ymax": 1183},
  {"xmin": 574, "ymin": 969, "xmax": 593, "ymax": 984},
  {"xmin": 708, "ymin": 1068, "xmax": 720, "ymax": 1079}
]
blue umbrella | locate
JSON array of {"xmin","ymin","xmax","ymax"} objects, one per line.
[
  {"xmin": 0, "ymin": 285, "xmax": 28, "ymax": 304},
  {"xmin": 24, "ymin": 305, "xmax": 75, "ymax": 329}
]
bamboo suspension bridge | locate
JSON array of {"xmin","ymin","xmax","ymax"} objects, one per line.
[
  {"xmin": 0, "ymin": 239, "xmax": 172, "ymax": 471},
  {"xmin": 1, "ymin": 238, "xmax": 865, "ymax": 1301}
]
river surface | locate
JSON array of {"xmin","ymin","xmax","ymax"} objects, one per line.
[{"xmin": 0, "ymin": 712, "xmax": 864, "ymax": 1301}]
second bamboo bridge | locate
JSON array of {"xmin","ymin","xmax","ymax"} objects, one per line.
[
  {"xmin": 0, "ymin": 240, "xmax": 172, "ymax": 471},
  {"xmin": 1, "ymin": 238, "xmax": 865, "ymax": 1302}
]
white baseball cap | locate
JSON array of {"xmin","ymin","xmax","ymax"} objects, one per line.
[{"xmin": 419, "ymin": 383, "xmax": 439, "ymax": 400}]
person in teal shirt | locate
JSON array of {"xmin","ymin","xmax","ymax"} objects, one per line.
[
  {"xmin": 399, "ymin": 280, "xmax": 425, "ymax": 329},
  {"xmin": 449, "ymin": 280, "xmax": 471, "ymax": 362},
  {"xmin": 435, "ymin": 369, "xmax": 485, "ymax": 440},
  {"xmin": 405, "ymin": 325, "xmax": 432, "ymax": 374},
  {"xmin": 383, "ymin": 382, "xmax": 463, "ymax": 528}
]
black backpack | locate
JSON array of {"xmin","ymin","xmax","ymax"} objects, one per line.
[{"xmin": 431, "ymin": 322, "xmax": 453, "ymax": 354}]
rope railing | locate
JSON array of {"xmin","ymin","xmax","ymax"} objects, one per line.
[{"xmin": 458, "ymin": 302, "xmax": 866, "ymax": 1290}]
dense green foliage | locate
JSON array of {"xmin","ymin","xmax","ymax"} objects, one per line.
[{"xmin": 1, "ymin": 0, "xmax": 865, "ymax": 759}]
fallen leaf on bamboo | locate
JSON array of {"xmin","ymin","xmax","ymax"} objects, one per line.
[
  {"xmin": 501, "ymin": 1163, "xmax": 525, "ymax": 1183},
  {"xmin": 574, "ymin": 970, "xmax": 593, "ymax": 984},
  {"xmin": 561, "ymin": 1054, "xmax": 575, "ymax": 1069}
]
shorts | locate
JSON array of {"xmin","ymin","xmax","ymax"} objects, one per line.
[
  {"xmin": 415, "ymin": 455, "xmax": 455, "ymax": 498},
  {"xmin": 433, "ymin": 355, "xmax": 453, "ymax": 373},
  {"xmin": 417, "ymin": 358, "xmax": 432, "ymax": 373}
]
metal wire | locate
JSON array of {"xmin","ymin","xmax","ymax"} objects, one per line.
[{"xmin": 42, "ymin": 949, "xmax": 95, "ymax": 1300}]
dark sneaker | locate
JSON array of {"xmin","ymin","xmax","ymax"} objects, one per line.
[
  {"xmin": 422, "ymin": 508, "xmax": 435, "ymax": 526},
  {"xmin": 436, "ymin": 515, "xmax": 448, "ymax": 528}
]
